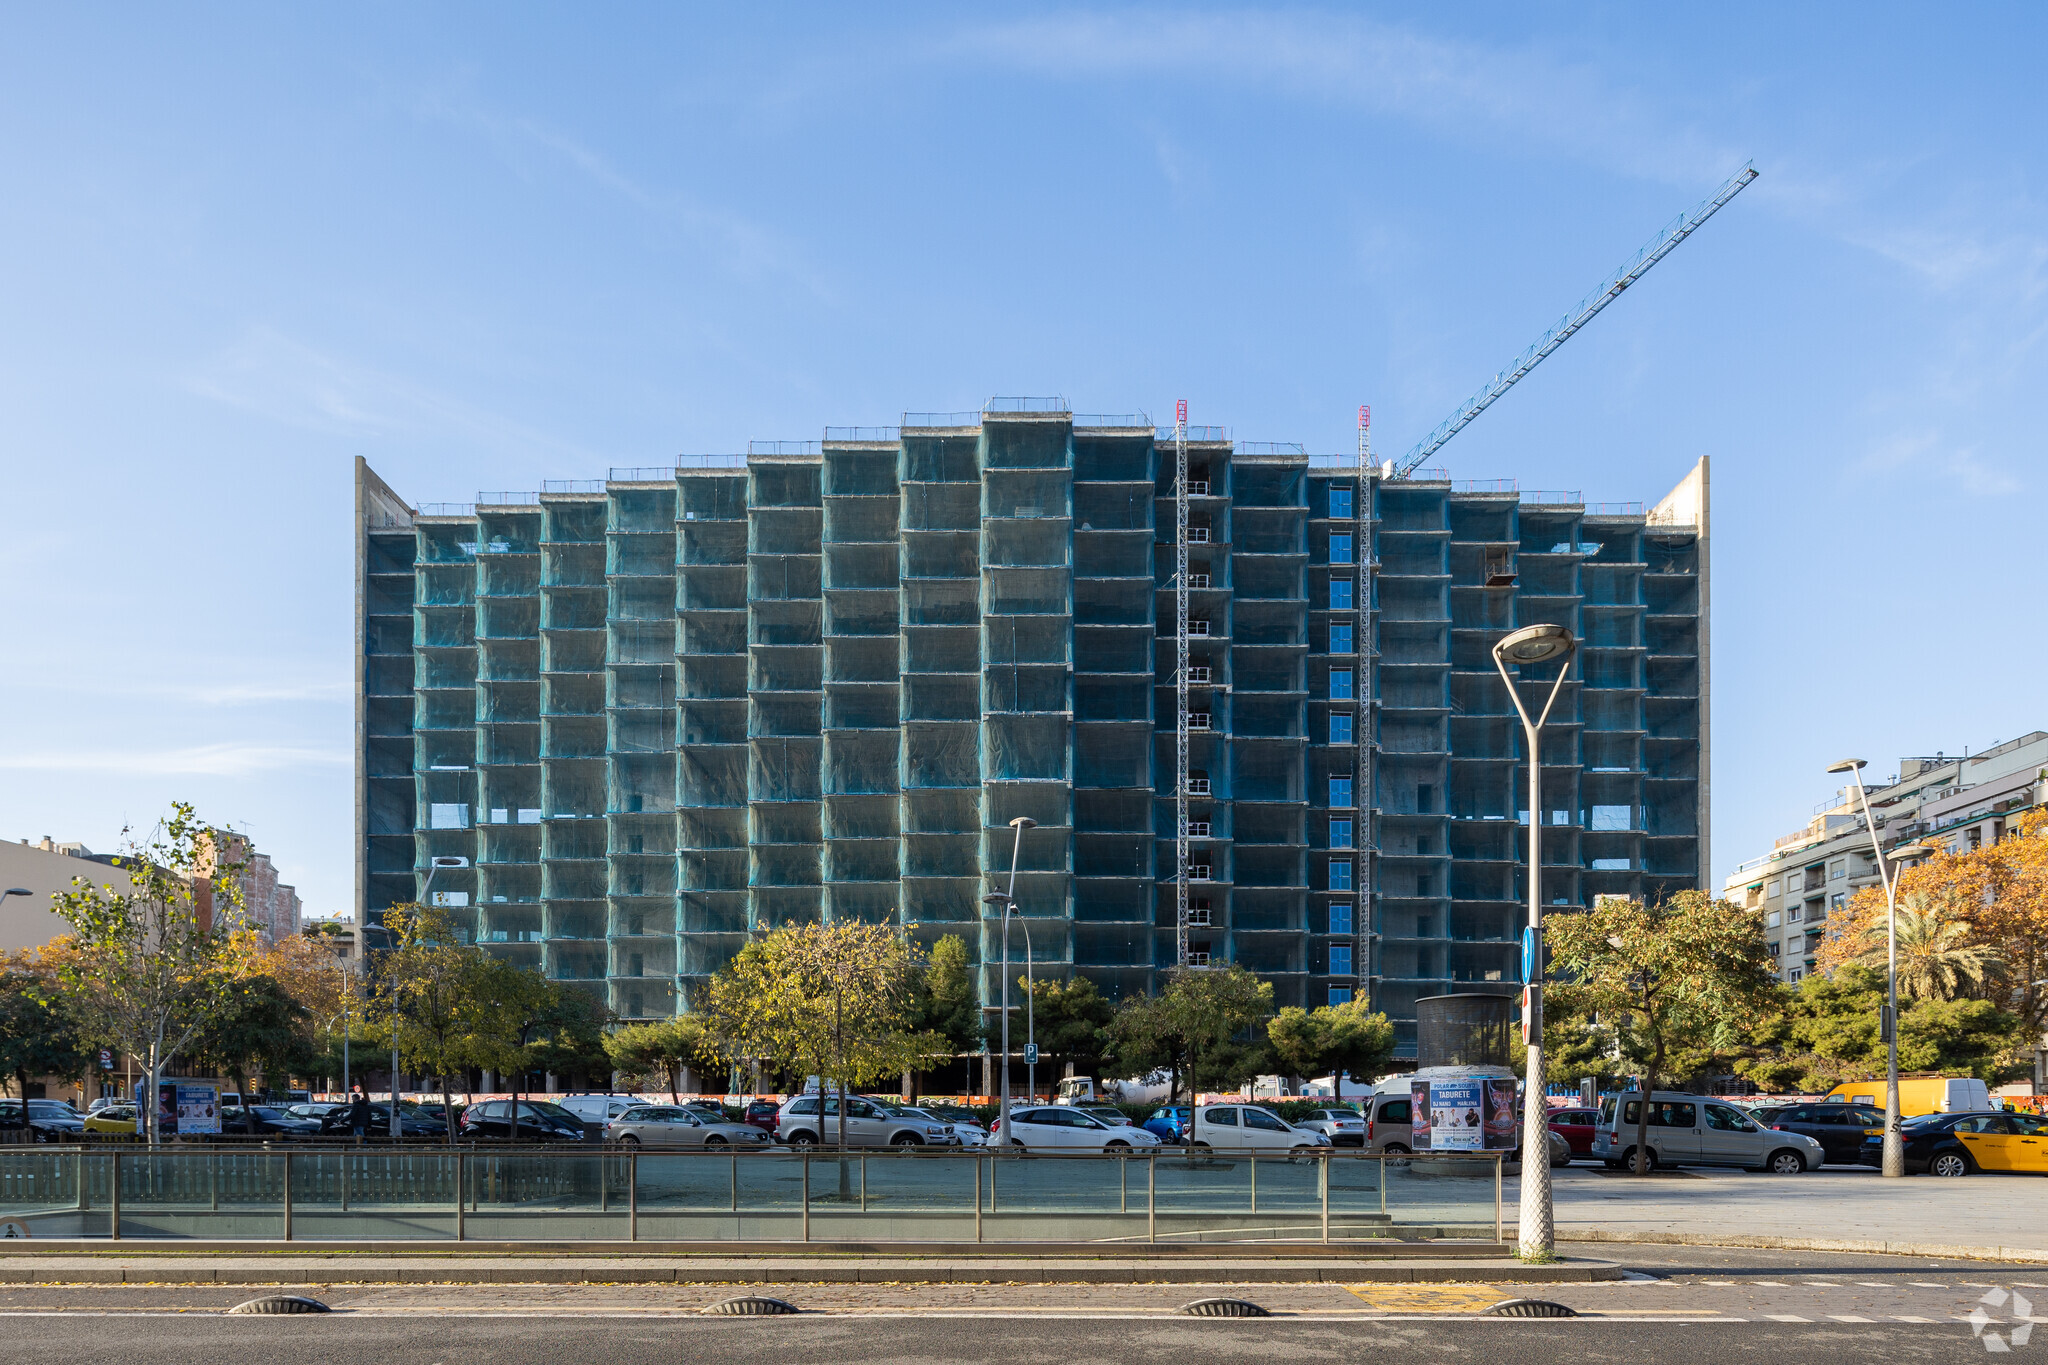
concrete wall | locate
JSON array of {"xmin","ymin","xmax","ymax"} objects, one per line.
[{"xmin": 0, "ymin": 840, "xmax": 145, "ymax": 953}]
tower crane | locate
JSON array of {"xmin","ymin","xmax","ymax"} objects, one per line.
[{"xmin": 1391, "ymin": 161, "xmax": 1758, "ymax": 478}]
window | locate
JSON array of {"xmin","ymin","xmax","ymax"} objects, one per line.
[
  {"xmin": 1330, "ymin": 669, "xmax": 1354, "ymax": 700},
  {"xmin": 1765, "ymin": 911, "xmax": 1781, "ymax": 928},
  {"xmin": 1328, "ymin": 987, "xmax": 1354, "ymax": 1006},
  {"xmin": 1329, "ymin": 945, "xmax": 1354, "ymax": 976},
  {"xmin": 1330, "ymin": 776, "xmax": 1354, "ymax": 807},
  {"xmin": 1329, "ymin": 533, "xmax": 1354, "ymax": 565},
  {"xmin": 1786, "ymin": 904, "xmax": 1802, "ymax": 923},
  {"xmin": 1329, "ymin": 713, "xmax": 1354, "ymax": 745},
  {"xmin": 1705, "ymin": 1104, "xmax": 1756, "ymax": 1133},
  {"xmin": 1767, "ymin": 941, "xmax": 1780, "ymax": 957},
  {"xmin": 1829, "ymin": 893, "xmax": 1846, "ymax": 911},
  {"xmin": 1830, "ymin": 860, "xmax": 1846, "ymax": 880},
  {"xmin": 1206, "ymin": 1108, "xmax": 1238, "ymax": 1127},
  {"xmin": 1328, "ymin": 488, "xmax": 1353, "ymax": 519},
  {"xmin": 1330, "ymin": 624, "xmax": 1354, "ymax": 654},
  {"xmin": 1330, "ymin": 819, "xmax": 1354, "ymax": 849},
  {"xmin": 1378, "ymin": 1099, "xmax": 1411, "ymax": 1124},
  {"xmin": 1789, "ymin": 967, "xmax": 1804, "ymax": 983},
  {"xmin": 1328, "ymin": 860, "xmax": 1354, "ymax": 891},
  {"xmin": 1765, "ymin": 878, "xmax": 1780, "ymax": 897},
  {"xmin": 1243, "ymin": 1109, "xmax": 1287, "ymax": 1132},
  {"xmin": 1328, "ymin": 902, "xmax": 1353, "ymax": 934},
  {"xmin": 1329, "ymin": 578, "xmax": 1354, "ymax": 609}
]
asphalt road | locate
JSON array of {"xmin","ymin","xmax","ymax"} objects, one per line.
[{"xmin": 8, "ymin": 1315, "xmax": 2024, "ymax": 1364}]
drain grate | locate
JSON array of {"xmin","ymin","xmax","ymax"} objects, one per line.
[
  {"xmin": 703, "ymin": 1295, "xmax": 800, "ymax": 1316},
  {"xmin": 1177, "ymin": 1297, "xmax": 1270, "ymax": 1317},
  {"xmin": 1483, "ymin": 1298, "xmax": 1578, "ymax": 1318},
  {"xmin": 227, "ymin": 1295, "xmax": 330, "ymax": 1315}
]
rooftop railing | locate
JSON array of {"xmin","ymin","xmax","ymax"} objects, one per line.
[
  {"xmin": 823, "ymin": 427, "xmax": 901, "ymax": 442},
  {"xmin": 475, "ymin": 492, "xmax": 542, "ymax": 506}
]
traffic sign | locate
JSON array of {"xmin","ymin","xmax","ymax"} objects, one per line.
[
  {"xmin": 98, "ymin": 1049, "xmax": 112, "ymax": 1070},
  {"xmin": 1024, "ymin": 1044, "xmax": 1038, "ymax": 1065}
]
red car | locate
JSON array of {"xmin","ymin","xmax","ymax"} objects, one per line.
[
  {"xmin": 1548, "ymin": 1106, "xmax": 1600, "ymax": 1156},
  {"xmin": 743, "ymin": 1100, "xmax": 781, "ymax": 1132}
]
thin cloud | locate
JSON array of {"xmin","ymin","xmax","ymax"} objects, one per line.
[
  {"xmin": 185, "ymin": 325, "xmax": 591, "ymax": 461},
  {"xmin": 0, "ymin": 745, "xmax": 350, "ymax": 779},
  {"xmin": 1857, "ymin": 428, "xmax": 2021, "ymax": 497}
]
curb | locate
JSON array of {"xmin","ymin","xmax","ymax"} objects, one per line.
[
  {"xmin": 0, "ymin": 1258, "xmax": 1626, "ymax": 1286},
  {"xmin": 1557, "ymin": 1229, "xmax": 2048, "ymax": 1265}
]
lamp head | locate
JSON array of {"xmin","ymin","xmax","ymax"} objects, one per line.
[
  {"xmin": 1, "ymin": 888, "xmax": 29, "ymax": 899},
  {"xmin": 1825, "ymin": 758, "xmax": 1868, "ymax": 774},
  {"xmin": 981, "ymin": 893, "xmax": 1012, "ymax": 910},
  {"xmin": 1009, "ymin": 817, "xmax": 1037, "ymax": 830},
  {"xmin": 1493, "ymin": 623, "xmax": 1576, "ymax": 666},
  {"xmin": 1889, "ymin": 843, "xmax": 1936, "ymax": 862}
]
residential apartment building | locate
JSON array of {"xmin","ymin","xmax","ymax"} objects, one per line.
[
  {"xmin": 356, "ymin": 407, "xmax": 1709, "ymax": 1057},
  {"xmin": 1724, "ymin": 731, "xmax": 2048, "ymax": 983}
]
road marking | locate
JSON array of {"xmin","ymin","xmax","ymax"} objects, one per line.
[
  {"xmin": 1802, "ymin": 1281, "xmax": 1842, "ymax": 1287},
  {"xmin": 1764, "ymin": 1314, "xmax": 1810, "ymax": 1322},
  {"xmin": 1827, "ymin": 1315, "xmax": 1873, "ymax": 1322},
  {"xmin": 1854, "ymin": 1282, "xmax": 1890, "ymax": 1288},
  {"xmin": 1751, "ymin": 1281, "xmax": 1788, "ymax": 1287},
  {"xmin": 1894, "ymin": 1316, "xmax": 1935, "ymax": 1323},
  {"xmin": 1701, "ymin": 1280, "xmax": 1736, "ymax": 1285},
  {"xmin": 1909, "ymin": 1282, "xmax": 1945, "ymax": 1287},
  {"xmin": 1344, "ymin": 1285, "xmax": 1501, "ymax": 1313}
]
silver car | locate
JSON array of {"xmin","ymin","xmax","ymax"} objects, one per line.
[
  {"xmin": 606, "ymin": 1104, "xmax": 775, "ymax": 1150},
  {"xmin": 775, "ymin": 1095, "xmax": 962, "ymax": 1148}
]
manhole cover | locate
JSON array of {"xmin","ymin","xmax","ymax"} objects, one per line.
[
  {"xmin": 227, "ymin": 1295, "xmax": 330, "ymax": 1315},
  {"xmin": 1178, "ymin": 1297, "xmax": 1270, "ymax": 1317},
  {"xmin": 1483, "ymin": 1298, "xmax": 1578, "ymax": 1318},
  {"xmin": 703, "ymin": 1295, "xmax": 800, "ymax": 1316}
]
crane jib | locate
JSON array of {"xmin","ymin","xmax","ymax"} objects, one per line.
[{"xmin": 1392, "ymin": 162, "xmax": 1758, "ymax": 478}]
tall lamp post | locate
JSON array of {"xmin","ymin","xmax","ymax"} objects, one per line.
[
  {"xmin": 982, "ymin": 817, "xmax": 1036, "ymax": 1144},
  {"xmin": 1492, "ymin": 622, "xmax": 1577, "ymax": 1259},
  {"xmin": 1827, "ymin": 757, "xmax": 1932, "ymax": 1179}
]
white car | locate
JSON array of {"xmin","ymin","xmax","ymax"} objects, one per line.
[
  {"xmin": 1190, "ymin": 1104, "xmax": 1332, "ymax": 1153},
  {"xmin": 1295, "ymin": 1106, "xmax": 1367, "ymax": 1147},
  {"xmin": 993, "ymin": 1106, "xmax": 1163, "ymax": 1150},
  {"xmin": 1079, "ymin": 1106, "xmax": 1137, "ymax": 1128},
  {"xmin": 899, "ymin": 1105, "xmax": 988, "ymax": 1146},
  {"xmin": 606, "ymin": 1104, "xmax": 775, "ymax": 1149}
]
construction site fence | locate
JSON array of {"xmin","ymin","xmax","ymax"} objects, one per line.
[{"xmin": 0, "ymin": 1147, "xmax": 1504, "ymax": 1246}]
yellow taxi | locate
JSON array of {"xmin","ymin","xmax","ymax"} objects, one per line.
[{"xmin": 81, "ymin": 1104, "xmax": 137, "ymax": 1135}]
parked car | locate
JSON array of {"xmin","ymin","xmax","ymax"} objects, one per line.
[
  {"xmin": 1863, "ymin": 1111, "xmax": 2048, "ymax": 1176},
  {"xmin": 919, "ymin": 1104, "xmax": 990, "ymax": 1144},
  {"xmin": 1142, "ymin": 1105, "xmax": 1190, "ymax": 1143},
  {"xmin": 558, "ymin": 1094, "xmax": 647, "ymax": 1138},
  {"xmin": 1592, "ymin": 1091, "xmax": 1823, "ymax": 1173},
  {"xmin": 0, "ymin": 1100, "xmax": 84, "ymax": 1142},
  {"xmin": 284, "ymin": 1102, "xmax": 347, "ymax": 1123},
  {"xmin": 319, "ymin": 1102, "xmax": 450, "ymax": 1139},
  {"xmin": 681, "ymin": 1100, "xmax": 731, "ymax": 1122},
  {"xmin": 742, "ymin": 1100, "xmax": 781, "ymax": 1133},
  {"xmin": 457, "ymin": 1099, "xmax": 588, "ymax": 1142},
  {"xmin": 1547, "ymin": 1106, "xmax": 1601, "ymax": 1157},
  {"xmin": 1187, "ymin": 1105, "xmax": 1330, "ymax": 1153},
  {"xmin": 1361, "ymin": 1090, "xmax": 1568, "ymax": 1166},
  {"xmin": 990, "ymin": 1106, "xmax": 1163, "ymax": 1150},
  {"xmin": 1826, "ymin": 1076, "xmax": 1992, "ymax": 1117},
  {"xmin": 606, "ymin": 1104, "xmax": 775, "ymax": 1149},
  {"xmin": 1296, "ymin": 1106, "xmax": 1367, "ymax": 1147},
  {"xmin": 220, "ymin": 1105, "xmax": 323, "ymax": 1138},
  {"xmin": 774, "ymin": 1094, "xmax": 962, "ymax": 1148},
  {"xmin": 1753, "ymin": 1101, "xmax": 1889, "ymax": 1165},
  {"xmin": 83, "ymin": 1104, "xmax": 137, "ymax": 1135},
  {"xmin": 1079, "ymin": 1106, "xmax": 1136, "ymax": 1128}
]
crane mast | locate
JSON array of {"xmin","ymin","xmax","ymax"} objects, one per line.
[
  {"xmin": 1393, "ymin": 162, "xmax": 1758, "ymax": 478},
  {"xmin": 1174, "ymin": 400, "xmax": 1191, "ymax": 969}
]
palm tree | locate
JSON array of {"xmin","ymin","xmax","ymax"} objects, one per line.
[{"xmin": 1853, "ymin": 893, "xmax": 2001, "ymax": 1001}]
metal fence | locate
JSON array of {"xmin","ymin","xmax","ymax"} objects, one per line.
[{"xmin": 0, "ymin": 1147, "xmax": 1504, "ymax": 1245}]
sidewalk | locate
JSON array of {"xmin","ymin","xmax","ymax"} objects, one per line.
[{"xmin": 1540, "ymin": 1164, "xmax": 2048, "ymax": 1262}]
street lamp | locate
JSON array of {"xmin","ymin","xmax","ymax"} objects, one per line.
[
  {"xmin": 1492, "ymin": 622, "xmax": 1577, "ymax": 1258},
  {"xmin": 1829, "ymin": 755, "xmax": 1933, "ymax": 1179},
  {"xmin": 982, "ymin": 817, "xmax": 1036, "ymax": 1146}
]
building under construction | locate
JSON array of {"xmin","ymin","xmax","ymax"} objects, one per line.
[{"xmin": 354, "ymin": 410, "xmax": 1709, "ymax": 1057}]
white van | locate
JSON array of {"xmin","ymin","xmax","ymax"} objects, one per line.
[{"xmin": 1593, "ymin": 1091, "xmax": 1824, "ymax": 1173}]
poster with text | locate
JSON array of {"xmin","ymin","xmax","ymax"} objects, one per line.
[
  {"xmin": 1427, "ymin": 1077, "xmax": 1485, "ymax": 1150},
  {"xmin": 175, "ymin": 1085, "xmax": 220, "ymax": 1136},
  {"xmin": 1409, "ymin": 1081, "xmax": 1431, "ymax": 1149}
]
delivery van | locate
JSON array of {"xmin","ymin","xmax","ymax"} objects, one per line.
[{"xmin": 1824, "ymin": 1076, "xmax": 1991, "ymax": 1117}]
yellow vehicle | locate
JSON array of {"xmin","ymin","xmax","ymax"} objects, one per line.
[
  {"xmin": 81, "ymin": 1105, "xmax": 137, "ymax": 1135},
  {"xmin": 1824, "ymin": 1076, "xmax": 1992, "ymax": 1117}
]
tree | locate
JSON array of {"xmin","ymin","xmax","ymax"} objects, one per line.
[
  {"xmin": 0, "ymin": 953, "xmax": 93, "ymax": 1134},
  {"xmin": 49, "ymin": 803, "xmax": 252, "ymax": 1145},
  {"xmin": 371, "ymin": 902, "xmax": 493, "ymax": 1144},
  {"xmin": 1021, "ymin": 974, "xmax": 1115, "ymax": 1080},
  {"xmin": 698, "ymin": 923, "xmax": 945, "ymax": 1150},
  {"xmin": 910, "ymin": 935, "xmax": 983, "ymax": 1055},
  {"xmin": 462, "ymin": 961, "xmax": 609, "ymax": 1132},
  {"xmin": 1824, "ymin": 888, "xmax": 2001, "ymax": 1002},
  {"xmin": 1108, "ymin": 965, "xmax": 1275, "ymax": 1105},
  {"xmin": 1734, "ymin": 965, "xmax": 2029, "ymax": 1093},
  {"xmin": 605, "ymin": 1017, "xmax": 713, "ymax": 1102},
  {"xmin": 1267, "ymin": 998, "xmax": 1397, "ymax": 1104},
  {"xmin": 1545, "ymin": 891, "xmax": 1776, "ymax": 1175},
  {"xmin": 193, "ymin": 974, "xmax": 309, "ymax": 1132}
]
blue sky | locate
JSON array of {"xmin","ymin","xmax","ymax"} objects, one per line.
[{"xmin": 2, "ymin": 6, "xmax": 2042, "ymax": 917}]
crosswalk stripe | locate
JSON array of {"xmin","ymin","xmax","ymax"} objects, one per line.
[
  {"xmin": 1894, "ymin": 1316, "xmax": 1934, "ymax": 1323},
  {"xmin": 1827, "ymin": 1315, "xmax": 1872, "ymax": 1322},
  {"xmin": 1764, "ymin": 1314, "xmax": 1810, "ymax": 1323}
]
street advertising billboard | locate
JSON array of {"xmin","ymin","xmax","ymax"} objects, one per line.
[
  {"xmin": 175, "ymin": 1085, "xmax": 220, "ymax": 1136},
  {"xmin": 1410, "ymin": 1075, "xmax": 1520, "ymax": 1151}
]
